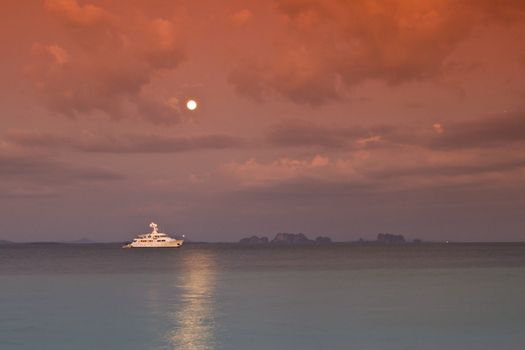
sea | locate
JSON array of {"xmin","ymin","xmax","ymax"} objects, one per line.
[{"xmin": 1, "ymin": 243, "xmax": 525, "ymax": 350}]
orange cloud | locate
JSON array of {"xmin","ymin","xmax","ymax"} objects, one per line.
[
  {"xmin": 27, "ymin": 1, "xmax": 186, "ymax": 123},
  {"xmin": 229, "ymin": 0, "xmax": 525, "ymax": 105},
  {"xmin": 230, "ymin": 9, "xmax": 253, "ymax": 27},
  {"xmin": 44, "ymin": 0, "xmax": 113, "ymax": 27},
  {"xmin": 44, "ymin": 44, "xmax": 69, "ymax": 65},
  {"xmin": 433, "ymin": 123, "xmax": 445, "ymax": 134}
]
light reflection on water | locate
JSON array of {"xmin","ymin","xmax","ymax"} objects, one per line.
[{"xmin": 167, "ymin": 250, "xmax": 217, "ymax": 350}]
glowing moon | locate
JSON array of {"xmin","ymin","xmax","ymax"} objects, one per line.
[{"xmin": 186, "ymin": 100, "xmax": 197, "ymax": 110}]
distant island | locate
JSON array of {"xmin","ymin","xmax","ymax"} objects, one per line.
[
  {"xmin": 239, "ymin": 232, "xmax": 333, "ymax": 245},
  {"xmin": 366, "ymin": 233, "xmax": 422, "ymax": 244},
  {"xmin": 238, "ymin": 232, "xmax": 422, "ymax": 245}
]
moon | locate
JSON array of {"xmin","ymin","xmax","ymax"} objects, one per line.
[{"xmin": 186, "ymin": 99, "xmax": 197, "ymax": 111}]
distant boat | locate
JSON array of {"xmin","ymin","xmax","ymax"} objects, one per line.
[{"xmin": 122, "ymin": 222, "xmax": 184, "ymax": 248}]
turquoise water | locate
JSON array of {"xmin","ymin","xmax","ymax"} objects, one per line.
[{"xmin": 1, "ymin": 243, "xmax": 525, "ymax": 349}]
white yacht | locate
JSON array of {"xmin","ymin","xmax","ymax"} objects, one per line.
[{"xmin": 123, "ymin": 222, "xmax": 184, "ymax": 248}]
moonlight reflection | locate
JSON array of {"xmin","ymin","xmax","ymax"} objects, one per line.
[{"xmin": 168, "ymin": 250, "xmax": 217, "ymax": 349}]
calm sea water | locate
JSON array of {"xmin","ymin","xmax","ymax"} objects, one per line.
[{"xmin": 1, "ymin": 243, "xmax": 525, "ymax": 350}]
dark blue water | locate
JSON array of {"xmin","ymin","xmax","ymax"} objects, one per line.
[{"xmin": 1, "ymin": 243, "xmax": 525, "ymax": 349}]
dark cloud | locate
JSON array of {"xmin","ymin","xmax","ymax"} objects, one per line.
[
  {"xmin": 425, "ymin": 112, "xmax": 525, "ymax": 150},
  {"xmin": 5, "ymin": 130, "xmax": 245, "ymax": 153},
  {"xmin": 232, "ymin": 177, "xmax": 375, "ymax": 200},
  {"xmin": 370, "ymin": 158, "xmax": 525, "ymax": 180},
  {"xmin": 383, "ymin": 112, "xmax": 525, "ymax": 150},
  {"xmin": 0, "ymin": 151, "xmax": 123, "ymax": 190},
  {"xmin": 0, "ymin": 189, "xmax": 60, "ymax": 199},
  {"xmin": 266, "ymin": 112, "xmax": 525, "ymax": 151},
  {"xmin": 266, "ymin": 119, "xmax": 389, "ymax": 148}
]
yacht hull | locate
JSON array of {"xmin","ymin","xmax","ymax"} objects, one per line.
[{"xmin": 122, "ymin": 240, "xmax": 184, "ymax": 248}]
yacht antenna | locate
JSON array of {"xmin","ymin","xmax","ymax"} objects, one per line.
[{"xmin": 149, "ymin": 222, "xmax": 158, "ymax": 234}]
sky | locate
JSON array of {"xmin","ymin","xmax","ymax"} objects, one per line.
[{"xmin": 1, "ymin": 0, "xmax": 525, "ymax": 242}]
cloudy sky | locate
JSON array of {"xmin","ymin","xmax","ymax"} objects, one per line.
[{"xmin": 1, "ymin": 0, "xmax": 525, "ymax": 242}]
